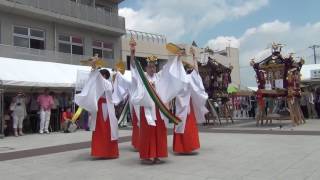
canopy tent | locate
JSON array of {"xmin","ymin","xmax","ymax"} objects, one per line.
[
  {"xmin": 247, "ymin": 87, "xmax": 258, "ymax": 92},
  {"xmin": 0, "ymin": 57, "xmax": 132, "ymax": 88},
  {"xmin": 0, "ymin": 57, "xmax": 91, "ymax": 87}
]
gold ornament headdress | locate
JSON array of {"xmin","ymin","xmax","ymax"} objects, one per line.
[
  {"xmin": 115, "ymin": 60, "xmax": 126, "ymax": 74},
  {"xmin": 146, "ymin": 55, "xmax": 158, "ymax": 64}
]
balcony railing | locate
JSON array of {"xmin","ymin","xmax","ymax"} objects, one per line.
[
  {"xmin": 0, "ymin": 44, "xmax": 92, "ymax": 65},
  {"xmin": 4, "ymin": 0, "xmax": 125, "ymax": 30},
  {"xmin": 125, "ymin": 29, "xmax": 167, "ymax": 44}
]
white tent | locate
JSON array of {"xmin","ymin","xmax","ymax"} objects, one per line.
[
  {"xmin": 0, "ymin": 57, "xmax": 91, "ymax": 87},
  {"xmin": 247, "ymin": 87, "xmax": 258, "ymax": 91},
  {"xmin": 0, "ymin": 57, "xmax": 132, "ymax": 88}
]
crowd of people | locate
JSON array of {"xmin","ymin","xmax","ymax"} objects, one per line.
[
  {"xmin": 3, "ymin": 89, "xmax": 89, "ymax": 136},
  {"xmin": 228, "ymin": 87, "xmax": 320, "ymax": 120},
  {"xmin": 230, "ymin": 96, "xmax": 257, "ymax": 119}
]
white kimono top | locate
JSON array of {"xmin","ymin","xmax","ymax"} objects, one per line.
[
  {"xmin": 130, "ymin": 56, "xmax": 188, "ymax": 127},
  {"xmin": 112, "ymin": 71, "xmax": 141, "ymax": 126},
  {"xmin": 175, "ymin": 70, "xmax": 209, "ymax": 133},
  {"xmin": 74, "ymin": 70, "xmax": 118, "ymax": 140}
]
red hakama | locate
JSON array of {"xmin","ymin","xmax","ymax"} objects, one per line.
[
  {"xmin": 173, "ymin": 103, "xmax": 200, "ymax": 153},
  {"xmin": 91, "ymin": 98, "xmax": 119, "ymax": 158},
  {"xmin": 139, "ymin": 107, "xmax": 168, "ymax": 159},
  {"xmin": 131, "ymin": 108, "xmax": 140, "ymax": 150}
]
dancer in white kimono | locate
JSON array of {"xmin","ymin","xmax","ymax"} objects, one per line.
[
  {"xmin": 112, "ymin": 70, "xmax": 141, "ymax": 151},
  {"xmin": 129, "ymin": 39, "xmax": 188, "ymax": 164},
  {"xmin": 75, "ymin": 66, "xmax": 119, "ymax": 158},
  {"xmin": 173, "ymin": 49, "xmax": 208, "ymax": 154}
]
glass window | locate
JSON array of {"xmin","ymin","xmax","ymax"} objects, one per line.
[
  {"xmin": 59, "ymin": 35, "xmax": 70, "ymax": 42},
  {"xmin": 72, "ymin": 45, "xmax": 83, "ymax": 55},
  {"xmin": 103, "ymin": 50, "xmax": 113, "ymax": 59},
  {"xmin": 14, "ymin": 36, "xmax": 29, "ymax": 48},
  {"xmin": 59, "ymin": 43, "xmax": 71, "ymax": 53},
  {"xmin": 58, "ymin": 35, "xmax": 84, "ymax": 55},
  {"xmin": 14, "ymin": 26, "xmax": 28, "ymax": 35},
  {"xmin": 13, "ymin": 26, "xmax": 45, "ymax": 49},
  {"xmin": 93, "ymin": 48, "xmax": 102, "ymax": 58},
  {"xmin": 92, "ymin": 40, "xmax": 102, "ymax": 48},
  {"xmin": 72, "ymin": 36, "xmax": 82, "ymax": 44},
  {"xmin": 30, "ymin": 29, "xmax": 44, "ymax": 38},
  {"xmin": 30, "ymin": 39, "xmax": 45, "ymax": 49},
  {"xmin": 92, "ymin": 40, "xmax": 113, "ymax": 59},
  {"xmin": 103, "ymin": 42, "xmax": 112, "ymax": 50}
]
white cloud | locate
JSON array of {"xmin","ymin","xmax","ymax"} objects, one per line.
[
  {"xmin": 207, "ymin": 36, "xmax": 240, "ymax": 51},
  {"xmin": 258, "ymin": 20, "xmax": 290, "ymax": 33},
  {"xmin": 120, "ymin": 2, "xmax": 320, "ymax": 87},
  {"xmin": 238, "ymin": 20, "xmax": 319, "ymax": 67},
  {"xmin": 119, "ymin": 0, "xmax": 269, "ymax": 41},
  {"xmin": 119, "ymin": 7, "xmax": 185, "ymax": 41},
  {"xmin": 205, "ymin": 20, "xmax": 320, "ymax": 87},
  {"xmin": 239, "ymin": 20, "xmax": 291, "ymax": 41}
]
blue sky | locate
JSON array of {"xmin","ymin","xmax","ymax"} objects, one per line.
[
  {"xmin": 119, "ymin": 0, "xmax": 320, "ymax": 86},
  {"xmin": 120, "ymin": 0, "xmax": 319, "ymax": 45},
  {"xmin": 200, "ymin": 0, "xmax": 319, "ymax": 44}
]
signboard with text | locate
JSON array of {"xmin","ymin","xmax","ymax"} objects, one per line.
[{"xmin": 311, "ymin": 69, "xmax": 320, "ymax": 79}]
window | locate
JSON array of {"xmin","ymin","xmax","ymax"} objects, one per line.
[
  {"xmin": 13, "ymin": 26, "xmax": 45, "ymax": 49},
  {"xmin": 58, "ymin": 35, "xmax": 84, "ymax": 55},
  {"xmin": 92, "ymin": 40, "xmax": 113, "ymax": 59}
]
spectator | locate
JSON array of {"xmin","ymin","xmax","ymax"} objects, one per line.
[
  {"xmin": 307, "ymin": 87, "xmax": 316, "ymax": 119},
  {"xmin": 37, "ymin": 88, "xmax": 54, "ymax": 134},
  {"xmin": 59, "ymin": 92, "xmax": 69, "ymax": 112},
  {"xmin": 248, "ymin": 96, "xmax": 256, "ymax": 118},
  {"xmin": 315, "ymin": 88, "xmax": 320, "ymax": 118},
  {"xmin": 28, "ymin": 92, "xmax": 40, "ymax": 133},
  {"xmin": 61, "ymin": 107, "xmax": 73, "ymax": 131},
  {"xmin": 300, "ymin": 89, "xmax": 309, "ymax": 118},
  {"xmin": 78, "ymin": 109, "xmax": 89, "ymax": 131},
  {"xmin": 10, "ymin": 91, "xmax": 27, "ymax": 136},
  {"xmin": 50, "ymin": 92, "xmax": 60, "ymax": 132},
  {"xmin": 4, "ymin": 110, "xmax": 12, "ymax": 136}
]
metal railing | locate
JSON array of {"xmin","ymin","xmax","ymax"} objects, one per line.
[
  {"xmin": 0, "ymin": 44, "xmax": 92, "ymax": 65},
  {"xmin": 4, "ymin": 0, "xmax": 125, "ymax": 30},
  {"xmin": 125, "ymin": 29, "xmax": 167, "ymax": 44}
]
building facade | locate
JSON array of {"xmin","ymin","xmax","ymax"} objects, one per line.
[
  {"xmin": 121, "ymin": 31, "xmax": 240, "ymax": 86},
  {"xmin": 211, "ymin": 47, "xmax": 241, "ymax": 87},
  {"xmin": 0, "ymin": 0, "xmax": 125, "ymax": 67},
  {"xmin": 121, "ymin": 29, "xmax": 168, "ymax": 69}
]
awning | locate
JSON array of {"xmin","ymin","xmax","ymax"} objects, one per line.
[
  {"xmin": 0, "ymin": 57, "xmax": 132, "ymax": 88},
  {"xmin": 0, "ymin": 57, "xmax": 91, "ymax": 87}
]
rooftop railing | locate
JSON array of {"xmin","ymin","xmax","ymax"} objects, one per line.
[{"xmin": 4, "ymin": 0, "xmax": 125, "ymax": 30}]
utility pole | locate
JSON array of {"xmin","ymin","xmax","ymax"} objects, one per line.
[{"xmin": 309, "ymin": 45, "xmax": 320, "ymax": 64}]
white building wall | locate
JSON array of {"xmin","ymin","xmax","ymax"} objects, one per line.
[{"xmin": 212, "ymin": 47, "xmax": 241, "ymax": 87}]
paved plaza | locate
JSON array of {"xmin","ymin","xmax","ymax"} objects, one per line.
[{"xmin": 1, "ymin": 119, "xmax": 320, "ymax": 180}]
